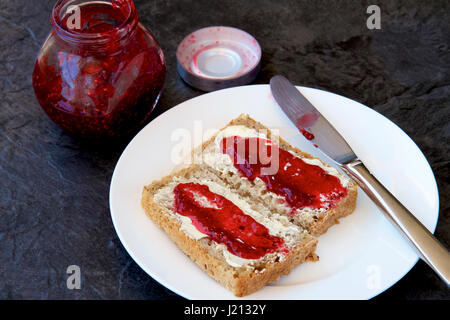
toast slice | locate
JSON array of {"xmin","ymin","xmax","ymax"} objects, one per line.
[
  {"xmin": 142, "ymin": 164, "xmax": 318, "ymax": 297},
  {"xmin": 193, "ymin": 114, "xmax": 358, "ymax": 235}
]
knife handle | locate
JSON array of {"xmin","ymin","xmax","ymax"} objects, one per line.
[{"xmin": 341, "ymin": 160, "xmax": 450, "ymax": 286}]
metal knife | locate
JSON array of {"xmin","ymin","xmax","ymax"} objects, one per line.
[{"xmin": 270, "ymin": 74, "xmax": 450, "ymax": 285}]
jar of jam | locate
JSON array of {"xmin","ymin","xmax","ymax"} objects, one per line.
[{"xmin": 32, "ymin": 0, "xmax": 166, "ymax": 138}]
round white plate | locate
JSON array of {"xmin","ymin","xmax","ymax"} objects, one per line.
[{"xmin": 109, "ymin": 85, "xmax": 439, "ymax": 300}]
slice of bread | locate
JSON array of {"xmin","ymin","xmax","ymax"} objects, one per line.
[
  {"xmin": 193, "ymin": 114, "xmax": 358, "ymax": 236},
  {"xmin": 142, "ymin": 164, "xmax": 318, "ymax": 297}
]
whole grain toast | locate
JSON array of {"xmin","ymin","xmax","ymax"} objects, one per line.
[
  {"xmin": 142, "ymin": 164, "xmax": 318, "ymax": 297},
  {"xmin": 191, "ymin": 114, "xmax": 358, "ymax": 235}
]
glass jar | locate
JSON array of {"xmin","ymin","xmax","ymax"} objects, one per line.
[{"xmin": 32, "ymin": 0, "xmax": 166, "ymax": 138}]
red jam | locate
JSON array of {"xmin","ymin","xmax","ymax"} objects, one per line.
[
  {"xmin": 173, "ymin": 183, "xmax": 287, "ymax": 260},
  {"xmin": 32, "ymin": 0, "xmax": 166, "ymax": 138},
  {"xmin": 296, "ymin": 112, "xmax": 319, "ymax": 129},
  {"xmin": 221, "ymin": 136, "xmax": 347, "ymax": 212},
  {"xmin": 300, "ymin": 129, "xmax": 315, "ymax": 141},
  {"xmin": 296, "ymin": 112, "xmax": 318, "ymax": 141}
]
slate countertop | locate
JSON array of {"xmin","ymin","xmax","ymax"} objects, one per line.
[{"xmin": 0, "ymin": 0, "xmax": 448, "ymax": 299}]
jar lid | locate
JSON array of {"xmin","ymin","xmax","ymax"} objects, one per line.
[{"xmin": 176, "ymin": 26, "xmax": 262, "ymax": 92}]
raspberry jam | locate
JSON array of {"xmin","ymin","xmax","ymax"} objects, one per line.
[
  {"xmin": 173, "ymin": 183, "xmax": 287, "ymax": 260},
  {"xmin": 221, "ymin": 136, "xmax": 347, "ymax": 212},
  {"xmin": 300, "ymin": 129, "xmax": 315, "ymax": 141},
  {"xmin": 32, "ymin": 0, "xmax": 166, "ymax": 138}
]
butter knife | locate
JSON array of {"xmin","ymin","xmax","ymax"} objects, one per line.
[{"xmin": 270, "ymin": 75, "xmax": 450, "ymax": 285}]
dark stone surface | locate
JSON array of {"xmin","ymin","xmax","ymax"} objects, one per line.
[{"xmin": 0, "ymin": 0, "xmax": 448, "ymax": 299}]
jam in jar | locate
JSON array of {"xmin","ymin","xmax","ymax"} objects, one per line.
[{"xmin": 32, "ymin": 0, "xmax": 166, "ymax": 138}]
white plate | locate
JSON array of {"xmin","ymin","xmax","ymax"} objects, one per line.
[{"xmin": 109, "ymin": 85, "xmax": 439, "ymax": 300}]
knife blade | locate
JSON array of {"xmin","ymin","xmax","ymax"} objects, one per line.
[
  {"xmin": 270, "ymin": 75, "xmax": 356, "ymax": 164},
  {"xmin": 270, "ymin": 74, "xmax": 450, "ymax": 286}
]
